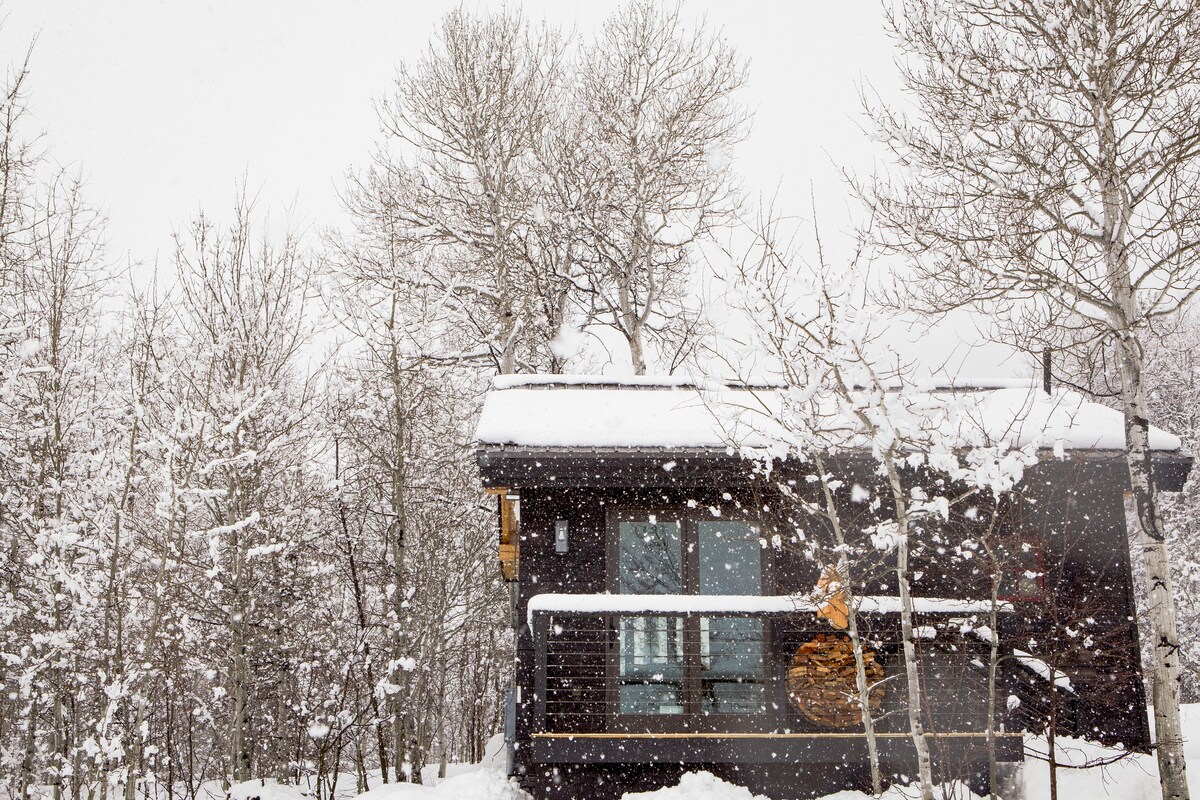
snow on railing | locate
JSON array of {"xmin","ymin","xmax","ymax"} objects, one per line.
[
  {"xmin": 526, "ymin": 592, "xmax": 1012, "ymax": 629},
  {"xmin": 1013, "ymin": 648, "xmax": 1076, "ymax": 694}
]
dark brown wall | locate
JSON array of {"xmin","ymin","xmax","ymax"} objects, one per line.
[
  {"xmin": 1005, "ymin": 459, "xmax": 1150, "ymax": 749},
  {"xmin": 504, "ymin": 454, "xmax": 1151, "ymax": 776}
]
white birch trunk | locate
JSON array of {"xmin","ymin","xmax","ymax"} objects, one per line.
[
  {"xmin": 1120, "ymin": 338, "xmax": 1190, "ymax": 800},
  {"xmin": 1098, "ymin": 79, "xmax": 1190, "ymax": 793},
  {"xmin": 813, "ymin": 456, "xmax": 883, "ymax": 795},
  {"xmin": 845, "ymin": 598, "xmax": 883, "ymax": 796},
  {"xmin": 887, "ymin": 464, "xmax": 935, "ymax": 800},
  {"xmin": 985, "ymin": 544, "xmax": 1001, "ymax": 800}
]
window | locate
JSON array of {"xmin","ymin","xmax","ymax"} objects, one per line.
[
  {"xmin": 611, "ymin": 510, "xmax": 767, "ymax": 721},
  {"xmin": 992, "ymin": 538, "xmax": 1046, "ymax": 601},
  {"xmin": 616, "ymin": 516, "xmax": 685, "ymax": 714}
]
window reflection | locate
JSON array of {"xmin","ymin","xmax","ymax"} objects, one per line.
[
  {"xmin": 619, "ymin": 520, "xmax": 682, "ymax": 594},
  {"xmin": 619, "ymin": 616, "xmax": 685, "ymax": 714},
  {"xmin": 994, "ymin": 539, "xmax": 1045, "ymax": 600},
  {"xmin": 698, "ymin": 521, "xmax": 762, "ymax": 595},
  {"xmin": 701, "ymin": 616, "xmax": 765, "ymax": 714}
]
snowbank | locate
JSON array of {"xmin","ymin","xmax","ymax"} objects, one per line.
[
  {"xmin": 226, "ymin": 780, "xmax": 311, "ymax": 800},
  {"xmin": 355, "ymin": 771, "xmax": 527, "ymax": 800},
  {"xmin": 617, "ymin": 771, "xmax": 985, "ymax": 800},
  {"xmin": 622, "ymin": 771, "xmax": 770, "ymax": 800},
  {"xmin": 216, "ymin": 706, "xmax": 1200, "ymax": 800},
  {"xmin": 612, "ymin": 706, "xmax": 1200, "ymax": 800}
]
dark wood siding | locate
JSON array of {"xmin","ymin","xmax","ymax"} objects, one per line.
[
  {"xmin": 499, "ymin": 452, "xmax": 1157, "ymax": 789},
  {"xmin": 1006, "ymin": 459, "xmax": 1151, "ymax": 749}
]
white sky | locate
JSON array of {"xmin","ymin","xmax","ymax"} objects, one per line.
[{"xmin": 1, "ymin": 0, "xmax": 1030, "ymax": 379}]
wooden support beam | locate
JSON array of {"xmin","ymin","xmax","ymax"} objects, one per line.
[{"xmin": 486, "ymin": 487, "xmax": 518, "ymax": 580}]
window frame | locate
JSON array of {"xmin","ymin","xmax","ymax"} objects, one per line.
[
  {"xmin": 604, "ymin": 505, "xmax": 774, "ymax": 732},
  {"xmin": 991, "ymin": 535, "xmax": 1048, "ymax": 603}
]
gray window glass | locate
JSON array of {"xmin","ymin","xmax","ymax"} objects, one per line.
[
  {"xmin": 698, "ymin": 520, "xmax": 761, "ymax": 595},
  {"xmin": 619, "ymin": 519, "xmax": 682, "ymax": 594},
  {"xmin": 618, "ymin": 616, "xmax": 685, "ymax": 714},
  {"xmin": 698, "ymin": 521, "xmax": 765, "ymax": 713}
]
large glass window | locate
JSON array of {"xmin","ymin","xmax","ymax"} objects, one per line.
[
  {"xmin": 698, "ymin": 520, "xmax": 762, "ymax": 594},
  {"xmin": 617, "ymin": 518, "xmax": 685, "ymax": 713},
  {"xmin": 619, "ymin": 519, "xmax": 683, "ymax": 594},
  {"xmin": 698, "ymin": 521, "xmax": 765, "ymax": 714},
  {"xmin": 618, "ymin": 616, "xmax": 685, "ymax": 714},
  {"xmin": 614, "ymin": 512, "xmax": 766, "ymax": 719}
]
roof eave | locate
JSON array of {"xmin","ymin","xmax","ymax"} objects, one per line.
[{"xmin": 475, "ymin": 444, "xmax": 1193, "ymax": 492}]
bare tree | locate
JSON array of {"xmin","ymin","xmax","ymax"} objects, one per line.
[
  {"xmin": 0, "ymin": 71, "xmax": 115, "ymax": 791},
  {"xmin": 324, "ymin": 201, "xmax": 512, "ymax": 784},
  {"xmin": 787, "ymin": 453, "xmax": 889, "ymax": 796},
  {"xmin": 365, "ymin": 8, "xmax": 566, "ymax": 374},
  {"xmin": 167, "ymin": 197, "xmax": 321, "ymax": 784},
  {"xmin": 859, "ymin": 4, "xmax": 1200, "ymax": 796},
  {"xmin": 715, "ymin": 218, "xmax": 935, "ymax": 800},
  {"xmin": 568, "ymin": 0, "xmax": 747, "ymax": 373},
  {"xmin": 713, "ymin": 206, "xmax": 1053, "ymax": 799}
]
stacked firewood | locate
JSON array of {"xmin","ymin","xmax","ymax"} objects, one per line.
[{"xmin": 786, "ymin": 633, "xmax": 886, "ymax": 729}]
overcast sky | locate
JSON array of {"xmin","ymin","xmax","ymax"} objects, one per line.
[
  {"xmin": 0, "ymin": 0, "xmax": 1029, "ymax": 378},
  {"xmin": 1, "ymin": 2, "xmax": 898, "ymax": 258}
]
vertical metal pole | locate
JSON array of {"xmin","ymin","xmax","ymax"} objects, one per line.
[{"xmin": 534, "ymin": 612, "xmax": 548, "ymax": 734}]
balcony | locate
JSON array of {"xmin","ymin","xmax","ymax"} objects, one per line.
[{"xmin": 526, "ymin": 594, "xmax": 1028, "ymax": 766}]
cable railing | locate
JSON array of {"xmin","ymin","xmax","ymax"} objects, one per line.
[{"xmin": 528, "ymin": 598, "xmax": 1032, "ymax": 739}]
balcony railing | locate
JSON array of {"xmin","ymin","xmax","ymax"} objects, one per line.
[{"xmin": 528, "ymin": 594, "xmax": 1027, "ymax": 739}]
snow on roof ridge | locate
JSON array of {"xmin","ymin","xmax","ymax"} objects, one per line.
[
  {"xmin": 490, "ymin": 374, "xmax": 764, "ymax": 390},
  {"xmin": 491, "ymin": 374, "xmax": 1040, "ymax": 391}
]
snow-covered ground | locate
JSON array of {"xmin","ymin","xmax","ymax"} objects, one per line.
[{"xmin": 180, "ymin": 706, "xmax": 1200, "ymax": 800}]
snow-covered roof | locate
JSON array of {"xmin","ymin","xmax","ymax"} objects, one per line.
[
  {"xmin": 475, "ymin": 375, "xmax": 1184, "ymax": 453},
  {"xmin": 491, "ymin": 374, "xmax": 1044, "ymax": 391}
]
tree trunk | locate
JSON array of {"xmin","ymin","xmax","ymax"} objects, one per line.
[
  {"xmin": 628, "ymin": 327, "xmax": 647, "ymax": 375},
  {"xmin": 335, "ymin": 468, "xmax": 391, "ymax": 784},
  {"xmin": 980, "ymin": 513, "xmax": 1003, "ymax": 800},
  {"xmin": 1092, "ymin": 45, "xmax": 1191, "ymax": 797},
  {"xmin": 986, "ymin": 580, "xmax": 1001, "ymax": 800},
  {"xmin": 18, "ymin": 696, "xmax": 39, "ymax": 800},
  {"xmin": 407, "ymin": 683, "xmax": 426, "ymax": 784},
  {"xmin": 52, "ymin": 689, "xmax": 64, "ymax": 800},
  {"xmin": 230, "ymin": 637, "xmax": 251, "ymax": 783},
  {"xmin": 229, "ymin": 521, "xmax": 252, "ymax": 784},
  {"xmin": 888, "ymin": 465, "xmax": 935, "ymax": 800},
  {"xmin": 387, "ymin": 299, "xmax": 412, "ymax": 784},
  {"xmin": 845, "ymin": 604, "xmax": 882, "ymax": 796},
  {"xmin": 1118, "ymin": 337, "xmax": 1190, "ymax": 800},
  {"xmin": 812, "ymin": 457, "xmax": 882, "ymax": 795},
  {"xmin": 1047, "ymin": 692, "xmax": 1058, "ymax": 800}
]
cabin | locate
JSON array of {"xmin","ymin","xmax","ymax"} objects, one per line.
[{"xmin": 473, "ymin": 376, "xmax": 1193, "ymax": 800}]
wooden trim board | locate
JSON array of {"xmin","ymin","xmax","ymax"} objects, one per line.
[{"xmin": 531, "ymin": 731, "xmax": 1024, "ymax": 739}]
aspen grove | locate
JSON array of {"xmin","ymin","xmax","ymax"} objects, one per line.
[{"xmin": 1, "ymin": 3, "xmax": 1199, "ymax": 800}]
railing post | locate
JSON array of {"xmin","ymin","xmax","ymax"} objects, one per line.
[{"xmin": 533, "ymin": 610, "xmax": 549, "ymax": 734}]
